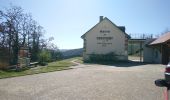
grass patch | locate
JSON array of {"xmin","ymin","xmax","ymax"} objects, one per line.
[
  {"xmin": 74, "ymin": 57, "xmax": 83, "ymax": 64},
  {"xmin": 0, "ymin": 57, "xmax": 77, "ymax": 79}
]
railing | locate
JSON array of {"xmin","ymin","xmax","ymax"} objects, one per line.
[{"xmin": 129, "ymin": 33, "xmax": 154, "ymax": 39}]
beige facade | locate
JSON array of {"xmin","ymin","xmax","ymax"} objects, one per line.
[
  {"xmin": 81, "ymin": 16, "xmax": 129, "ymax": 61},
  {"xmin": 143, "ymin": 39, "xmax": 162, "ymax": 63}
]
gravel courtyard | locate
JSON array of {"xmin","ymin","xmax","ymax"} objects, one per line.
[{"xmin": 0, "ymin": 62, "xmax": 166, "ymax": 100}]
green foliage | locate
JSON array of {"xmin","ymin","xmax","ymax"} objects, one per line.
[
  {"xmin": 0, "ymin": 5, "xmax": 45, "ymax": 65},
  {"xmin": 89, "ymin": 52, "xmax": 118, "ymax": 62},
  {"xmin": 38, "ymin": 50, "xmax": 51, "ymax": 63},
  {"xmin": 50, "ymin": 50, "xmax": 63, "ymax": 61},
  {"xmin": 128, "ymin": 44, "xmax": 143, "ymax": 56}
]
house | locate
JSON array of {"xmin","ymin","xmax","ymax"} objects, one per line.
[
  {"xmin": 81, "ymin": 16, "xmax": 130, "ymax": 62},
  {"xmin": 143, "ymin": 32, "xmax": 170, "ymax": 64}
]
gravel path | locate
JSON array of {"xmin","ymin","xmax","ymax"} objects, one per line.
[{"xmin": 0, "ymin": 62, "xmax": 166, "ymax": 100}]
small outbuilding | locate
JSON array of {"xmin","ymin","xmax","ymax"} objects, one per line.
[{"xmin": 143, "ymin": 32, "xmax": 170, "ymax": 64}]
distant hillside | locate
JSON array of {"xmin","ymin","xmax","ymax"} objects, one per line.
[
  {"xmin": 60, "ymin": 49, "xmax": 70, "ymax": 52},
  {"xmin": 61, "ymin": 48, "xmax": 83, "ymax": 58}
]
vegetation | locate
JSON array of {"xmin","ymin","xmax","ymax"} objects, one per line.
[
  {"xmin": 38, "ymin": 50, "xmax": 51, "ymax": 65},
  {"xmin": 0, "ymin": 5, "xmax": 62, "ymax": 68},
  {"xmin": 0, "ymin": 57, "xmax": 77, "ymax": 79},
  {"xmin": 87, "ymin": 52, "xmax": 118, "ymax": 62},
  {"xmin": 75, "ymin": 57, "xmax": 83, "ymax": 64},
  {"xmin": 128, "ymin": 44, "xmax": 143, "ymax": 56}
]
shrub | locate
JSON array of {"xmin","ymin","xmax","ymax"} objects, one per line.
[
  {"xmin": 89, "ymin": 52, "xmax": 118, "ymax": 62},
  {"xmin": 38, "ymin": 50, "xmax": 51, "ymax": 64}
]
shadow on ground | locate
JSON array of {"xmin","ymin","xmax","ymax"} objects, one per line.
[{"xmin": 84, "ymin": 60, "xmax": 150, "ymax": 67}]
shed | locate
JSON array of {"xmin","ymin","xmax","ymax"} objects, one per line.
[{"xmin": 143, "ymin": 32, "xmax": 170, "ymax": 64}]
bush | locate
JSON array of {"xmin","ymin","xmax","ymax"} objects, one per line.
[
  {"xmin": 89, "ymin": 52, "xmax": 118, "ymax": 62},
  {"xmin": 38, "ymin": 50, "xmax": 51, "ymax": 64}
]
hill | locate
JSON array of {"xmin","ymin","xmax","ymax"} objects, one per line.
[{"xmin": 61, "ymin": 48, "xmax": 83, "ymax": 58}]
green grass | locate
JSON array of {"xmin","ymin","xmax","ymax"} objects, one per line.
[
  {"xmin": 74, "ymin": 57, "xmax": 83, "ymax": 64},
  {"xmin": 0, "ymin": 57, "xmax": 79, "ymax": 79}
]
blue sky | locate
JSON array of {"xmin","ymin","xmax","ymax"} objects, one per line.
[{"xmin": 0, "ymin": 0, "xmax": 170, "ymax": 49}]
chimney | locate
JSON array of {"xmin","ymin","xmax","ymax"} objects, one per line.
[{"xmin": 99, "ymin": 16, "xmax": 104, "ymax": 22}]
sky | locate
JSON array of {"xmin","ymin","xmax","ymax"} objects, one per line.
[{"xmin": 0, "ymin": 0, "xmax": 170, "ymax": 49}]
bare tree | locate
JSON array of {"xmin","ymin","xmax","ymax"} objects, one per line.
[
  {"xmin": 162, "ymin": 28, "xmax": 170, "ymax": 35},
  {"xmin": 0, "ymin": 5, "xmax": 59, "ymax": 66}
]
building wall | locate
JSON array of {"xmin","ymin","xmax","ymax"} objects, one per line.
[
  {"xmin": 143, "ymin": 39, "xmax": 162, "ymax": 63},
  {"xmin": 143, "ymin": 46, "xmax": 162, "ymax": 63},
  {"xmin": 83, "ymin": 19, "xmax": 128, "ymax": 61}
]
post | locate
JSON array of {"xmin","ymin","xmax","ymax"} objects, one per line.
[{"xmin": 140, "ymin": 41, "xmax": 142, "ymax": 62}]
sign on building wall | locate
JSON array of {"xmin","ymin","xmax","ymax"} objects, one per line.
[{"xmin": 97, "ymin": 30, "xmax": 113, "ymax": 47}]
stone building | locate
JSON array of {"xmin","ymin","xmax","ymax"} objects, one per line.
[{"xmin": 81, "ymin": 16, "xmax": 130, "ymax": 61}]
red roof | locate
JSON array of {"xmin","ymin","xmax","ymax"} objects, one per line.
[{"xmin": 150, "ymin": 32, "xmax": 170, "ymax": 45}]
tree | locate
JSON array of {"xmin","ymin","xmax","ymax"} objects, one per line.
[
  {"xmin": 162, "ymin": 28, "xmax": 170, "ymax": 35},
  {"xmin": 0, "ymin": 5, "xmax": 45, "ymax": 65},
  {"xmin": 0, "ymin": 5, "xmax": 59, "ymax": 67},
  {"xmin": 38, "ymin": 50, "xmax": 51, "ymax": 65},
  {"xmin": 0, "ymin": 5, "xmax": 24, "ymax": 64},
  {"xmin": 31, "ymin": 25, "xmax": 45, "ymax": 61}
]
